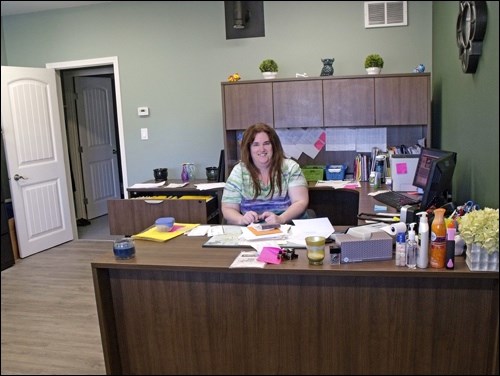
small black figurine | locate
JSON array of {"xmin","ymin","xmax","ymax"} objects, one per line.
[{"xmin": 320, "ymin": 58, "xmax": 334, "ymax": 76}]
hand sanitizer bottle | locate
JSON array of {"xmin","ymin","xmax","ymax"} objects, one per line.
[
  {"xmin": 406, "ymin": 223, "xmax": 418, "ymax": 269},
  {"xmin": 416, "ymin": 212, "xmax": 429, "ymax": 269},
  {"xmin": 395, "ymin": 232, "xmax": 406, "ymax": 266}
]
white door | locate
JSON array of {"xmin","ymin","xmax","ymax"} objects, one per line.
[
  {"xmin": 1, "ymin": 66, "xmax": 74, "ymax": 258},
  {"xmin": 75, "ymin": 76, "xmax": 121, "ymax": 219}
]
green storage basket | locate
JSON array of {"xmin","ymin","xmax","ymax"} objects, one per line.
[{"xmin": 301, "ymin": 165, "xmax": 325, "ymax": 182}]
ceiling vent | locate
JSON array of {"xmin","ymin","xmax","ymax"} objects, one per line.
[{"xmin": 364, "ymin": 1, "xmax": 407, "ymax": 28}]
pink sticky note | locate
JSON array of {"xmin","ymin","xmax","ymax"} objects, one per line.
[
  {"xmin": 395, "ymin": 162, "xmax": 408, "ymax": 175},
  {"xmin": 257, "ymin": 247, "xmax": 282, "ymax": 264}
]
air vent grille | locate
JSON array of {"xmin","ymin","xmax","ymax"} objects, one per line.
[{"xmin": 364, "ymin": 1, "xmax": 407, "ymax": 28}]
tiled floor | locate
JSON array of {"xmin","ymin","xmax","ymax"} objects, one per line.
[{"xmin": 77, "ymin": 214, "xmax": 123, "ymax": 241}]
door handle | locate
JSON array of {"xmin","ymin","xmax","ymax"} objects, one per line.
[
  {"xmin": 13, "ymin": 174, "xmax": 27, "ymax": 181},
  {"xmin": 112, "ymin": 149, "xmax": 118, "ymax": 154}
]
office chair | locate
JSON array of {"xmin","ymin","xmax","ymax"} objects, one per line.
[{"xmin": 308, "ymin": 188, "xmax": 360, "ymax": 226}]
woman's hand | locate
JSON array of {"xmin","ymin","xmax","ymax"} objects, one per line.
[
  {"xmin": 259, "ymin": 211, "xmax": 283, "ymax": 224},
  {"xmin": 241, "ymin": 211, "xmax": 259, "ymax": 225}
]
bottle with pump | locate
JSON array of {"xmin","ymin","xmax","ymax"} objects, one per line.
[
  {"xmin": 406, "ymin": 223, "xmax": 418, "ymax": 269},
  {"xmin": 395, "ymin": 232, "xmax": 406, "ymax": 266},
  {"xmin": 416, "ymin": 212, "xmax": 429, "ymax": 269},
  {"xmin": 430, "ymin": 208, "xmax": 447, "ymax": 268}
]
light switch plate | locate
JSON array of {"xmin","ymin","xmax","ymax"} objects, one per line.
[
  {"xmin": 138, "ymin": 106, "xmax": 149, "ymax": 116},
  {"xmin": 140, "ymin": 128, "xmax": 148, "ymax": 140}
]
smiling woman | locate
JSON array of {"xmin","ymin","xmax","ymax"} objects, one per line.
[{"xmin": 221, "ymin": 123, "xmax": 309, "ymax": 226}]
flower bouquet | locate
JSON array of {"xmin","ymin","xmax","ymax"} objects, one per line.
[{"xmin": 459, "ymin": 208, "xmax": 499, "ymax": 271}]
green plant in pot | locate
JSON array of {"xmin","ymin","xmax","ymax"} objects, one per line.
[
  {"xmin": 259, "ymin": 59, "xmax": 278, "ymax": 79},
  {"xmin": 364, "ymin": 54, "xmax": 384, "ymax": 74}
]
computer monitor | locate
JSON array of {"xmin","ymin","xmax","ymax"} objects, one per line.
[{"xmin": 413, "ymin": 147, "xmax": 457, "ymax": 210}]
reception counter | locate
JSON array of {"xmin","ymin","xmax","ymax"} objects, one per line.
[{"xmin": 92, "ymin": 235, "xmax": 498, "ymax": 375}]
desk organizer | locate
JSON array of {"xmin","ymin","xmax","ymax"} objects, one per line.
[
  {"xmin": 325, "ymin": 164, "xmax": 347, "ymax": 180},
  {"xmin": 302, "ymin": 165, "xmax": 325, "ymax": 182}
]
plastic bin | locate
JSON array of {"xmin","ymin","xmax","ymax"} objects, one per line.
[
  {"xmin": 302, "ymin": 165, "xmax": 325, "ymax": 182},
  {"xmin": 325, "ymin": 164, "xmax": 347, "ymax": 180}
]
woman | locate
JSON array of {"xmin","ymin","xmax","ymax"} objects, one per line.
[{"xmin": 222, "ymin": 123, "xmax": 309, "ymax": 225}]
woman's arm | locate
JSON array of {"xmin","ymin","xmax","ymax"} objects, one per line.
[
  {"xmin": 221, "ymin": 202, "xmax": 259, "ymax": 225},
  {"xmin": 260, "ymin": 185, "xmax": 309, "ymax": 224}
]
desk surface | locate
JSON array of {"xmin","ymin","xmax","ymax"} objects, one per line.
[{"xmin": 93, "ymin": 235, "xmax": 490, "ymax": 278}]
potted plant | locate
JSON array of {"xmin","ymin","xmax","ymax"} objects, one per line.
[
  {"xmin": 259, "ymin": 59, "xmax": 278, "ymax": 79},
  {"xmin": 459, "ymin": 207, "xmax": 499, "ymax": 271},
  {"xmin": 364, "ymin": 54, "xmax": 384, "ymax": 74}
]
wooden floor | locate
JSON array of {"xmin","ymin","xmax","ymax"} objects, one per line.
[{"xmin": 1, "ymin": 240, "xmax": 111, "ymax": 375}]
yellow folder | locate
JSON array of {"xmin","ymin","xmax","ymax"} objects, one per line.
[{"xmin": 132, "ymin": 223, "xmax": 199, "ymax": 242}]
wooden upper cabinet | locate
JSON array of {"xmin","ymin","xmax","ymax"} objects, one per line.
[
  {"xmin": 223, "ymin": 82, "xmax": 273, "ymax": 130},
  {"xmin": 375, "ymin": 75, "xmax": 429, "ymax": 125},
  {"xmin": 323, "ymin": 78, "xmax": 375, "ymax": 126},
  {"xmin": 273, "ymin": 80, "xmax": 323, "ymax": 128}
]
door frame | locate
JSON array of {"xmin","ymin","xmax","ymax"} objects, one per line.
[{"xmin": 46, "ymin": 57, "xmax": 129, "ymax": 234}]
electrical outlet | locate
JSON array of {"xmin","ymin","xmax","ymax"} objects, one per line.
[{"xmin": 140, "ymin": 128, "xmax": 148, "ymax": 140}]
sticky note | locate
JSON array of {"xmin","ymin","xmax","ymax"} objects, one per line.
[{"xmin": 396, "ymin": 162, "xmax": 408, "ymax": 175}]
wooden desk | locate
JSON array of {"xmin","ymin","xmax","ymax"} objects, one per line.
[
  {"xmin": 108, "ymin": 180, "xmax": 224, "ymax": 235},
  {"xmin": 92, "ymin": 236, "xmax": 499, "ymax": 375}
]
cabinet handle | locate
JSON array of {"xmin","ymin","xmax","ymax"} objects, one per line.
[{"xmin": 144, "ymin": 200, "xmax": 164, "ymax": 204}]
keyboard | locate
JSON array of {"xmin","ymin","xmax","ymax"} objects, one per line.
[{"xmin": 374, "ymin": 191, "xmax": 421, "ymax": 210}]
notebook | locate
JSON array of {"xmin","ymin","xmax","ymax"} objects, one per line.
[{"xmin": 390, "ymin": 154, "xmax": 419, "ymax": 192}]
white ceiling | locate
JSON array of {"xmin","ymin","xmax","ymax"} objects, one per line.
[{"xmin": 1, "ymin": 1, "xmax": 113, "ymax": 16}]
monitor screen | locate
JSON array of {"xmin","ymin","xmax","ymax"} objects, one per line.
[{"xmin": 413, "ymin": 148, "xmax": 457, "ymax": 210}]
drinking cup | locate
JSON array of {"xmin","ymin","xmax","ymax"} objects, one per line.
[{"xmin": 305, "ymin": 236, "xmax": 326, "ymax": 265}]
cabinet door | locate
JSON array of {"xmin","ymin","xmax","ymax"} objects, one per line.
[
  {"xmin": 273, "ymin": 80, "xmax": 323, "ymax": 128},
  {"xmin": 324, "ymin": 78, "xmax": 375, "ymax": 126},
  {"xmin": 223, "ymin": 82, "xmax": 273, "ymax": 130},
  {"xmin": 375, "ymin": 76, "xmax": 429, "ymax": 125}
]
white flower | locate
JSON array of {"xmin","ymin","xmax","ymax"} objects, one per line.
[{"xmin": 459, "ymin": 208, "xmax": 499, "ymax": 254}]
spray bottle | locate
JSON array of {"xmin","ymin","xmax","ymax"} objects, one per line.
[
  {"xmin": 406, "ymin": 223, "xmax": 418, "ymax": 269},
  {"xmin": 416, "ymin": 212, "xmax": 429, "ymax": 269}
]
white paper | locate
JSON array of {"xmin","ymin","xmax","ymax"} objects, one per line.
[
  {"xmin": 356, "ymin": 128, "xmax": 387, "ymax": 152},
  {"xmin": 315, "ymin": 180, "xmax": 361, "ymax": 189},
  {"xmin": 287, "ymin": 218, "xmax": 335, "ymax": 246},
  {"xmin": 166, "ymin": 182, "xmax": 189, "ymax": 188},
  {"xmin": 325, "ymin": 128, "xmax": 356, "ymax": 151},
  {"xmin": 186, "ymin": 225, "xmax": 211, "ymax": 236},
  {"xmin": 195, "ymin": 182, "xmax": 226, "ymax": 190},
  {"xmin": 129, "ymin": 182, "xmax": 166, "ymax": 188},
  {"xmin": 229, "ymin": 251, "xmax": 266, "ymax": 268}
]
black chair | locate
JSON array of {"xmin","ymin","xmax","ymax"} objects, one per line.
[{"xmin": 308, "ymin": 188, "xmax": 360, "ymax": 226}]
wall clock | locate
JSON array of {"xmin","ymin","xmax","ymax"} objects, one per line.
[{"xmin": 456, "ymin": 1, "xmax": 488, "ymax": 73}]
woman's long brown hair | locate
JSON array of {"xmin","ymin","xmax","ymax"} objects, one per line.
[{"xmin": 240, "ymin": 123, "xmax": 285, "ymax": 199}]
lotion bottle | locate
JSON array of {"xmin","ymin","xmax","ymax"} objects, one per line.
[
  {"xmin": 406, "ymin": 223, "xmax": 418, "ymax": 269},
  {"xmin": 416, "ymin": 212, "xmax": 429, "ymax": 269}
]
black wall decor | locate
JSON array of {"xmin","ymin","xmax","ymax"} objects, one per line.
[
  {"xmin": 224, "ymin": 1, "xmax": 265, "ymax": 40},
  {"xmin": 456, "ymin": 1, "xmax": 488, "ymax": 73}
]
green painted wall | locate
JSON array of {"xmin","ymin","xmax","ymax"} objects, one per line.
[
  {"xmin": 432, "ymin": 2, "xmax": 498, "ymax": 208},
  {"xmin": 0, "ymin": 1, "xmax": 432, "ymax": 185},
  {"xmin": 3, "ymin": 1, "xmax": 498, "ymax": 208}
]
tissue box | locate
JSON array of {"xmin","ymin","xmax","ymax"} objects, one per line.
[
  {"xmin": 335, "ymin": 232, "xmax": 393, "ymax": 263},
  {"xmin": 325, "ymin": 164, "xmax": 347, "ymax": 180},
  {"xmin": 302, "ymin": 165, "xmax": 325, "ymax": 182}
]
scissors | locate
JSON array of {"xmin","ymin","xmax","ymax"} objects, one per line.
[{"xmin": 463, "ymin": 200, "xmax": 480, "ymax": 213}]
